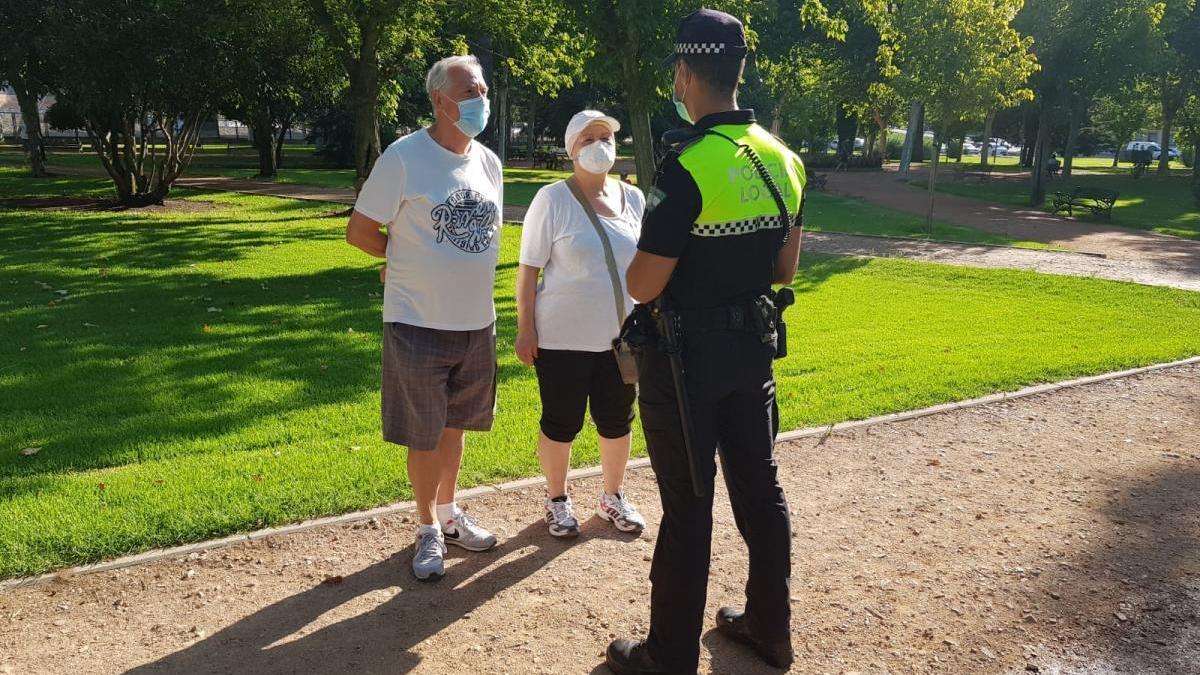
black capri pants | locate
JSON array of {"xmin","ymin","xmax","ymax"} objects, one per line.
[{"xmin": 533, "ymin": 349, "xmax": 636, "ymax": 443}]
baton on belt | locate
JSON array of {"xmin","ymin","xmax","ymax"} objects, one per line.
[{"xmin": 652, "ymin": 301, "xmax": 705, "ymax": 498}]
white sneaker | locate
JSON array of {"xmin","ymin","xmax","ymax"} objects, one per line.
[
  {"xmin": 442, "ymin": 509, "xmax": 498, "ymax": 551},
  {"xmin": 597, "ymin": 491, "xmax": 646, "ymax": 534},
  {"xmin": 412, "ymin": 527, "xmax": 446, "ymax": 581},
  {"xmin": 544, "ymin": 496, "xmax": 580, "ymax": 538}
]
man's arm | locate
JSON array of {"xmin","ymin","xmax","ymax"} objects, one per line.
[
  {"xmin": 627, "ymin": 252, "xmax": 679, "ymax": 303},
  {"xmin": 772, "ymin": 212, "xmax": 803, "ymax": 285},
  {"xmin": 346, "ymin": 210, "xmax": 388, "ymax": 258},
  {"xmin": 629, "ymin": 153, "xmax": 702, "ymax": 302}
]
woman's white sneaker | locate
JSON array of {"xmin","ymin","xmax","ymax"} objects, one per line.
[
  {"xmin": 544, "ymin": 496, "xmax": 580, "ymax": 538},
  {"xmin": 597, "ymin": 491, "xmax": 646, "ymax": 534}
]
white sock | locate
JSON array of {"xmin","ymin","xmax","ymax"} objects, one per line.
[
  {"xmin": 418, "ymin": 522, "xmax": 440, "ymax": 535},
  {"xmin": 436, "ymin": 502, "xmax": 459, "ymax": 526}
]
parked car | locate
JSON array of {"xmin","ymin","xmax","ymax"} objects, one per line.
[
  {"xmin": 1124, "ymin": 141, "xmax": 1178, "ymax": 160},
  {"xmin": 962, "ymin": 141, "xmax": 980, "ymax": 154}
]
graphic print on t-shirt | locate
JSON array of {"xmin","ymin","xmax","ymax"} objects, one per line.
[{"xmin": 431, "ymin": 189, "xmax": 498, "ymax": 254}]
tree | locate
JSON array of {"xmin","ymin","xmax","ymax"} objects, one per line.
[
  {"xmin": 0, "ymin": 0, "xmax": 57, "ymax": 177},
  {"xmin": 571, "ymin": 0, "xmax": 761, "ymax": 192},
  {"xmin": 48, "ymin": 0, "xmax": 233, "ymax": 206},
  {"xmin": 308, "ymin": 0, "xmax": 443, "ymax": 191},
  {"xmin": 223, "ymin": 0, "xmax": 343, "ymax": 179},
  {"xmin": 1156, "ymin": 1, "xmax": 1200, "ymax": 173},
  {"xmin": 1091, "ymin": 83, "xmax": 1158, "ymax": 166},
  {"xmin": 448, "ymin": 0, "xmax": 590, "ymax": 162},
  {"xmin": 878, "ymin": 0, "xmax": 1038, "ymax": 227}
]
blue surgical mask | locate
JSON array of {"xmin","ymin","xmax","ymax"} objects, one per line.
[
  {"xmin": 673, "ymin": 97, "xmax": 693, "ymax": 125},
  {"xmin": 672, "ymin": 72, "xmax": 692, "ymax": 124},
  {"xmin": 455, "ymin": 95, "xmax": 490, "ymax": 138}
]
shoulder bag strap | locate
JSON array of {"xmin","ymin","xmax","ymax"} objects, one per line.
[{"xmin": 564, "ymin": 177, "xmax": 628, "ymax": 332}]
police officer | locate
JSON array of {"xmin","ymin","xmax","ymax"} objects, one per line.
[{"xmin": 606, "ymin": 9, "xmax": 805, "ymax": 675}]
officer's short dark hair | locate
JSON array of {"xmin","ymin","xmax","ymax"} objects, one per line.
[{"xmin": 680, "ymin": 53, "xmax": 745, "ymax": 96}]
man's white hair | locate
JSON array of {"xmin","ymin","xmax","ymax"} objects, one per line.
[{"xmin": 426, "ymin": 55, "xmax": 482, "ymax": 103}]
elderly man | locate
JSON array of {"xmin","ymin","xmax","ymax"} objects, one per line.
[{"xmin": 346, "ymin": 54, "xmax": 503, "ymax": 582}]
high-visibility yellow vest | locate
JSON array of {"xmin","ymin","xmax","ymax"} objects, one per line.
[{"xmin": 676, "ymin": 123, "xmax": 806, "ymax": 237}]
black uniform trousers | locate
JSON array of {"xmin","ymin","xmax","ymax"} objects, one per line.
[{"xmin": 637, "ymin": 327, "xmax": 792, "ymax": 672}]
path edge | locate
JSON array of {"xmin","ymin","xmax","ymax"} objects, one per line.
[{"xmin": 4, "ymin": 354, "xmax": 1197, "ymax": 591}]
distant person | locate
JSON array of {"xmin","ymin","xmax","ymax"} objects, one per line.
[
  {"xmin": 1047, "ymin": 152, "xmax": 1061, "ymax": 178},
  {"xmin": 515, "ymin": 110, "xmax": 648, "ymax": 539},
  {"xmin": 345, "ymin": 54, "xmax": 502, "ymax": 582}
]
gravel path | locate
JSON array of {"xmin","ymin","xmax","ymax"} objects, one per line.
[
  {"xmin": 2, "ymin": 364, "xmax": 1197, "ymax": 675},
  {"xmin": 804, "ymin": 231, "xmax": 1200, "ymax": 292}
]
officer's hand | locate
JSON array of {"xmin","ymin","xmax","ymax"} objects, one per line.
[{"xmin": 515, "ymin": 329, "xmax": 538, "ymax": 366}]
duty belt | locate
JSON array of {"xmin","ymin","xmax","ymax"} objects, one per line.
[{"xmin": 679, "ymin": 297, "xmax": 775, "ymax": 339}]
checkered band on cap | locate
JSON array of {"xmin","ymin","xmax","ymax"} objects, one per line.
[
  {"xmin": 675, "ymin": 42, "xmax": 729, "ymax": 55},
  {"xmin": 690, "ymin": 215, "xmax": 783, "ymax": 238}
]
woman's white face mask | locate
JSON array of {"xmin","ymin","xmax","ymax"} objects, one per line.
[{"xmin": 576, "ymin": 138, "xmax": 616, "ymax": 175}]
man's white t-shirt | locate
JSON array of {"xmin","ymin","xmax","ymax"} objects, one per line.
[
  {"xmin": 354, "ymin": 128, "xmax": 503, "ymax": 331},
  {"xmin": 519, "ymin": 180, "xmax": 644, "ymax": 352}
]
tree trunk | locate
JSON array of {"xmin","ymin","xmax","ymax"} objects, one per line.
[
  {"xmin": 12, "ymin": 79, "xmax": 47, "ymax": 177},
  {"xmin": 899, "ymin": 100, "xmax": 920, "ymax": 179},
  {"xmin": 925, "ymin": 121, "xmax": 946, "ymax": 234},
  {"xmin": 275, "ymin": 122, "xmax": 289, "ymax": 169},
  {"xmin": 1021, "ymin": 104, "xmax": 1037, "ymax": 167},
  {"xmin": 527, "ymin": 95, "xmax": 537, "ymax": 159},
  {"xmin": 874, "ymin": 109, "xmax": 888, "ymax": 162},
  {"xmin": 911, "ymin": 103, "xmax": 925, "ymax": 163},
  {"xmin": 770, "ymin": 102, "xmax": 783, "ymax": 135},
  {"xmin": 1062, "ymin": 96, "xmax": 1082, "ymax": 176},
  {"xmin": 250, "ymin": 115, "xmax": 278, "ymax": 179},
  {"xmin": 980, "ymin": 110, "xmax": 995, "ymax": 168},
  {"xmin": 349, "ymin": 63, "xmax": 381, "ymax": 193},
  {"xmin": 495, "ymin": 75, "xmax": 509, "ymax": 163},
  {"xmin": 628, "ymin": 101, "xmax": 655, "ymax": 195},
  {"xmin": 835, "ymin": 104, "xmax": 857, "ymax": 162},
  {"xmin": 1192, "ymin": 130, "xmax": 1200, "ymax": 206},
  {"xmin": 1159, "ymin": 88, "xmax": 1178, "ymax": 176},
  {"xmin": 1031, "ymin": 105, "xmax": 1051, "ymax": 206}
]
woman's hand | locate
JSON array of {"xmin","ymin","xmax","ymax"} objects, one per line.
[
  {"xmin": 515, "ymin": 328, "xmax": 538, "ymax": 366},
  {"xmin": 379, "ymin": 265, "xmax": 387, "ymax": 283}
]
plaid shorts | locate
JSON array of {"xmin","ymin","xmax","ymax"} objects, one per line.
[{"xmin": 382, "ymin": 322, "xmax": 497, "ymax": 450}]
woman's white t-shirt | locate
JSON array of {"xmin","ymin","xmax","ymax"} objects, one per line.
[
  {"xmin": 354, "ymin": 128, "xmax": 503, "ymax": 331},
  {"xmin": 519, "ymin": 179, "xmax": 645, "ymax": 352}
]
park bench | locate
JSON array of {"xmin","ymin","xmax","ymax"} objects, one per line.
[
  {"xmin": 42, "ymin": 137, "xmax": 83, "ymax": 151},
  {"xmin": 1129, "ymin": 149, "xmax": 1153, "ymax": 178},
  {"xmin": 1052, "ymin": 186, "xmax": 1118, "ymax": 220},
  {"xmin": 808, "ymin": 172, "xmax": 828, "ymax": 191}
]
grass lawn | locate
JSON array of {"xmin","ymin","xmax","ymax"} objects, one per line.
[{"xmin": 2, "ymin": 167, "xmax": 1199, "ymax": 578}]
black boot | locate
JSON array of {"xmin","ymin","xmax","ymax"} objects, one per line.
[
  {"xmin": 715, "ymin": 607, "xmax": 794, "ymax": 669},
  {"xmin": 605, "ymin": 639, "xmax": 693, "ymax": 675}
]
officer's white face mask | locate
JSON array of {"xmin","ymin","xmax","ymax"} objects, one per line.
[{"xmin": 576, "ymin": 139, "xmax": 616, "ymax": 175}]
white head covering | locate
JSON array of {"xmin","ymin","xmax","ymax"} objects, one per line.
[{"xmin": 564, "ymin": 110, "xmax": 621, "ymax": 159}]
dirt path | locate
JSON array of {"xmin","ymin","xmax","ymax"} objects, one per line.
[
  {"xmin": 2, "ymin": 365, "xmax": 1197, "ymax": 675},
  {"xmin": 804, "ymin": 232, "xmax": 1200, "ymax": 292},
  {"xmin": 825, "ymin": 169, "xmax": 1200, "ymax": 277}
]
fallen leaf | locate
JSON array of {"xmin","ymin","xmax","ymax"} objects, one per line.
[
  {"xmin": 927, "ymin": 459, "xmax": 941, "ymax": 466},
  {"xmin": 21, "ymin": 447, "xmax": 42, "ymax": 456},
  {"xmin": 252, "ymin": 473, "xmax": 263, "ymax": 482},
  {"xmin": 83, "ymin": 322, "xmax": 98, "ymax": 328},
  {"xmin": 207, "ymin": 307, "xmax": 222, "ymax": 313},
  {"xmin": 98, "ymin": 482, "xmax": 107, "ymax": 492},
  {"xmin": 321, "ymin": 575, "xmax": 344, "ymax": 585},
  {"xmin": 202, "ymin": 324, "xmax": 212, "ymax": 333}
]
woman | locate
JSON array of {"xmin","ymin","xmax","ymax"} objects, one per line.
[{"xmin": 516, "ymin": 110, "xmax": 647, "ymax": 538}]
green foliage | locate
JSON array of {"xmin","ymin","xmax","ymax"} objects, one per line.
[{"xmin": 879, "ymin": 0, "xmax": 1038, "ymax": 131}]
